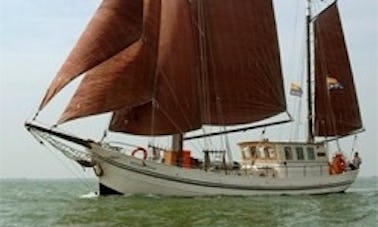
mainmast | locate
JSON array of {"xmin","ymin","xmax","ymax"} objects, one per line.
[
  {"xmin": 172, "ymin": 134, "xmax": 183, "ymax": 153},
  {"xmin": 306, "ymin": 0, "xmax": 314, "ymax": 143}
]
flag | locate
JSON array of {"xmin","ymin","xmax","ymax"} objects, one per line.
[
  {"xmin": 290, "ymin": 83, "xmax": 303, "ymax": 97},
  {"xmin": 327, "ymin": 76, "xmax": 344, "ymax": 90}
]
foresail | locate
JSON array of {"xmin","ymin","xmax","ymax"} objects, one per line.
[
  {"xmin": 39, "ymin": 0, "xmax": 144, "ymax": 110},
  {"xmin": 314, "ymin": 3, "xmax": 362, "ymax": 136},
  {"xmin": 59, "ymin": 0, "xmax": 161, "ymax": 123}
]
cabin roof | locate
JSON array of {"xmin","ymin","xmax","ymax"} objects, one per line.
[{"xmin": 237, "ymin": 140, "xmax": 325, "ymax": 147}]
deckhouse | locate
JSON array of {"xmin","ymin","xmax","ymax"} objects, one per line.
[{"xmin": 238, "ymin": 141, "xmax": 330, "ymax": 178}]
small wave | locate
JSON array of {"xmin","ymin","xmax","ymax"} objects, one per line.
[
  {"xmin": 349, "ymin": 188, "xmax": 378, "ymax": 193},
  {"xmin": 123, "ymin": 193, "xmax": 136, "ymax": 197},
  {"xmin": 79, "ymin": 191, "xmax": 99, "ymax": 199},
  {"xmin": 144, "ymin": 193, "xmax": 161, "ymax": 198}
]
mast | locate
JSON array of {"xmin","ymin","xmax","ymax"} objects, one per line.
[
  {"xmin": 172, "ymin": 134, "xmax": 183, "ymax": 153},
  {"xmin": 306, "ymin": 0, "xmax": 314, "ymax": 143},
  {"xmin": 172, "ymin": 134, "xmax": 183, "ymax": 166}
]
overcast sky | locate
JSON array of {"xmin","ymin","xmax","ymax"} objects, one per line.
[{"xmin": 0, "ymin": 0, "xmax": 377, "ymax": 179}]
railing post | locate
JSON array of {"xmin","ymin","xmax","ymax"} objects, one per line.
[
  {"xmin": 320, "ymin": 165, "xmax": 323, "ymax": 176},
  {"xmin": 284, "ymin": 162, "xmax": 289, "ymax": 178},
  {"xmin": 303, "ymin": 166, "xmax": 307, "ymax": 177}
]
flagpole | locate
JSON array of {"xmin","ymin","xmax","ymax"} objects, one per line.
[{"xmin": 306, "ymin": 0, "xmax": 314, "ymax": 143}]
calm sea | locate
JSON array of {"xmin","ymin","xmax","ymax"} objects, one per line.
[{"xmin": 0, "ymin": 177, "xmax": 377, "ymax": 227}]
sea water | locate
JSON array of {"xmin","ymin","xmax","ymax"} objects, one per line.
[{"xmin": 0, "ymin": 177, "xmax": 377, "ymax": 227}]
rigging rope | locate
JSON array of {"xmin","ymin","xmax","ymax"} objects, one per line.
[
  {"xmin": 44, "ymin": 144, "xmax": 94, "ymax": 191},
  {"xmin": 29, "ymin": 129, "xmax": 93, "ymax": 191},
  {"xmin": 288, "ymin": 1, "xmax": 306, "ymax": 141},
  {"xmin": 335, "ymin": 138, "xmax": 341, "ymax": 151},
  {"xmin": 351, "ymin": 134, "xmax": 359, "ymax": 156},
  {"xmin": 148, "ymin": 98, "xmax": 157, "ymax": 151}
]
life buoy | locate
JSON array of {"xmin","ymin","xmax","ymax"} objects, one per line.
[
  {"xmin": 337, "ymin": 157, "xmax": 346, "ymax": 171},
  {"xmin": 93, "ymin": 164, "xmax": 103, "ymax": 177},
  {"xmin": 330, "ymin": 153, "xmax": 346, "ymax": 174},
  {"xmin": 131, "ymin": 147, "xmax": 148, "ymax": 160}
]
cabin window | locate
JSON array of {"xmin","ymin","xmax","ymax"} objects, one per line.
[
  {"xmin": 307, "ymin": 147, "xmax": 315, "ymax": 160},
  {"xmin": 284, "ymin": 147, "xmax": 292, "ymax": 160},
  {"xmin": 243, "ymin": 147, "xmax": 251, "ymax": 159},
  {"xmin": 268, "ymin": 147, "xmax": 276, "ymax": 159},
  {"xmin": 296, "ymin": 147, "xmax": 304, "ymax": 160},
  {"xmin": 242, "ymin": 146, "xmax": 257, "ymax": 159},
  {"xmin": 258, "ymin": 146, "xmax": 265, "ymax": 158},
  {"xmin": 264, "ymin": 147, "xmax": 270, "ymax": 158},
  {"xmin": 251, "ymin": 146, "xmax": 257, "ymax": 158}
]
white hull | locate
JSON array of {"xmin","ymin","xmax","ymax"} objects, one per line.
[{"xmin": 90, "ymin": 144, "xmax": 358, "ymax": 196}]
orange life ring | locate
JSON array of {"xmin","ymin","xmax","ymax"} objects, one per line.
[
  {"xmin": 131, "ymin": 147, "xmax": 148, "ymax": 160},
  {"xmin": 330, "ymin": 153, "xmax": 346, "ymax": 174},
  {"xmin": 338, "ymin": 157, "xmax": 346, "ymax": 171}
]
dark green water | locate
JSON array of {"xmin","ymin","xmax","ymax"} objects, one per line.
[{"xmin": 0, "ymin": 177, "xmax": 377, "ymax": 227}]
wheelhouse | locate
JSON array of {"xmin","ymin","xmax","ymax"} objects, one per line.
[
  {"xmin": 238, "ymin": 140, "xmax": 330, "ymax": 178},
  {"xmin": 238, "ymin": 140, "xmax": 328, "ymax": 163}
]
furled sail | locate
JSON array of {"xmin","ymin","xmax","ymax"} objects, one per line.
[
  {"xmin": 40, "ymin": 0, "xmax": 286, "ymax": 135},
  {"xmin": 39, "ymin": 0, "xmax": 144, "ymax": 110},
  {"xmin": 314, "ymin": 3, "xmax": 362, "ymax": 136}
]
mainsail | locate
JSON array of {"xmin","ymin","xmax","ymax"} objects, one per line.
[
  {"xmin": 314, "ymin": 3, "xmax": 362, "ymax": 136},
  {"xmin": 39, "ymin": 0, "xmax": 286, "ymax": 136}
]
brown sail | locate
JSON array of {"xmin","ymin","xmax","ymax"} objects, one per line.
[
  {"xmin": 198, "ymin": 0, "xmax": 285, "ymax": 125},
  {"xmin": 110, "ymin": 0, "xmax": 285, "ymax": 135},
  {"xmin": 40, "ymin": 0, "xmax": 286, "ymax": 135},
  {"xmin": 59, "ymin": 0, "xmax": 161, "ymax": 123},
  {"xmin": 110, "ymin": 0, "xmax": 201, "ymax": 135},
  {"xmin": 314, "ymin": 3, "xmax": 362, "ymax": 136},
  {"xmin": 39, "ymin": 0, "xmax": 144, "ymax": 110}
]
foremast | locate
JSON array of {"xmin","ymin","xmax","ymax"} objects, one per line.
[{"xmin": 306, "ymin": 0, "xmax": 314, "ymax": 143}]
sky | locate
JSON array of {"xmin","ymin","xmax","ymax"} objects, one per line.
[{"xmin": 0, "ymin": 0, "xmax": 377, "ymax": 179}]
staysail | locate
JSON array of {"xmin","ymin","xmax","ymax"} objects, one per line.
[
  {"xmin": 39, "ymin": 0, "xmax": 286, "ymax": 136},
  {"xmin": 39, "ymin": 0, "xmax": 144, "ymax": 110},
  {"xmin": 59, "ymin": 0, "xmax": 161, "ymax": 123},
  {"xmin": 314, "ymin": 3, "xmax": 362, "ymax": 136}
]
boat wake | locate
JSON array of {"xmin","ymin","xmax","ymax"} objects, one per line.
[{"xmin": 79, "ymin": 191, "xmax": 99, "ymax": 199}]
